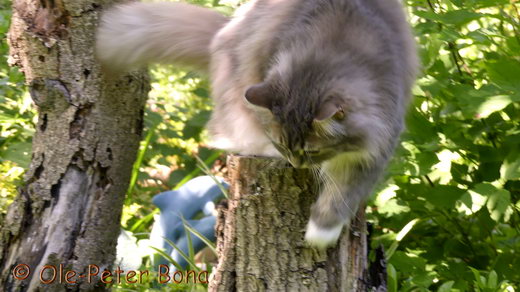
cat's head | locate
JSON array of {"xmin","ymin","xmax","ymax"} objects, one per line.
[{"xmin": 244, "ymin": 52, "xmax": 399, "ymax": 168}]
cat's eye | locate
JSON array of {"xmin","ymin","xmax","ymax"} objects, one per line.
[{"xmin": 333, "ymin": 108, "xmax": 345, "ymax": 120}]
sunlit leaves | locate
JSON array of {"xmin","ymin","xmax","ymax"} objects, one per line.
[
  {"xmin": 388, "ymin": 264, "xmax": 398, "ymax": 292},
  {"xmin": 467, "ymin": 183, "xmax": 511, "ymax": 222},
  {"xmin": 426, "ymin": 185, "xmax": 466, "ymax": 208},
  {"xmin": 501, "ymin": 150, "xmax": 520, "ymax": 180},
  {"xmin": 371, "ymin": 0, "xmax": 520, "ymax": 290},
  {"xmin": 485, "ymin": 58, "xmax": 520, "ymax": 92},
  {"xmin": 437, "ymin": 280, "xmax": 455, "ymax": 292},
  {"xmin": 1, "ymin": 141, "xmax": 31, "ymax": 167},
  {"xmin": 415, "ymin": 10, "xmax": 484, "ymax": 27},
  {"xmin": 0, "ymin": 3, "xmax": 35, "ymax": 215}
]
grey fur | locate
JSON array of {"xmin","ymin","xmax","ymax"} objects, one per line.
[{"xmin": 96, "ymin": 0, "xmax": 418, "ymax": 247}]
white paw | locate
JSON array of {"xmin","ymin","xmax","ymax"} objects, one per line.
[{"xmin": 304, "ymin": 220, "xmax": 343, "ymax": 248}]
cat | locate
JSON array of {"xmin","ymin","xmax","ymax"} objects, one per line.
[{"xmin": 96, "ymin": 0, "xmax": 418, "ymax": 247}]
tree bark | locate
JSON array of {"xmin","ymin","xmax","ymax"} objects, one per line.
[
  {"xmin": 209, "ymin": 155, "xmax": 386, "ymax": 292},
  {"xmin": 0, "ymin": 0, "xmax": 149, "ymax": 291}
]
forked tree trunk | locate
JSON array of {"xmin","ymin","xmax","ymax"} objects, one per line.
[
  {"xmin": 0, "ymin": 0, "xmax": 149, "ymax": 291},
  {"xmin": 209, "ymin": 155, "xmax": 386, "ymax": 292}
]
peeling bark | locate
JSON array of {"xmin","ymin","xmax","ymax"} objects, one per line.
[
  {"xmin": 0, "ymin": 0, "xmax": 150, "ymax": 291},
  {"xmin": 209, "ymin": 155, "xmax": 387, "ymax": 291}
]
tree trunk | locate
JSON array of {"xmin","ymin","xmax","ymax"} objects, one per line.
[
  {"xmin": 209, "ymin": 155, "xmax": 386, "ymax": 292},
  {"xmin": 0, "ymin": 0, "xmax": 149, "ymax": 291}
]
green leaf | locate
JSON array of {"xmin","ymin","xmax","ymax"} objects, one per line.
[
  {"xmin": 0, "ymin": 113, "xmax": 30, "ymax": 124},
  {"xmin": 182, "ymin": 219, "xmax": 217, "ymax": 256},
  {"xmin": 486, "ymin": 188, "xmax": 511, "ymax": 222},
  {"xmin": 474, "ymin": 95, "xmax": 515, "ymax": 119},
  {"xmin": 485, "ymin": 58, "xmax": 520, "ymax": 92},
  {"xmin": 184, "ymin": 220, "xmax": 196, "ymax": 270},
  {"xmin": 390, "ymin": 251, "xmax": 426, "ymax": 274},
  {"xmin": 144, "ymin": 110, "xmax": 164, "ymax": 128},
  {"xmin": 192, "ymin": 87, "xmax": 209, "ymax": 98},
  {"xmin": 424, "ymin": 185, "xmax": 465, "ymax": 209},
  {"xmin": 456, "ymin": 87, "xmax": 517, "ymax": 119},
  {"xmin": 469, "ymin": 267, "xmax": 486, "ymax": 289},
  {"xmin": 472, "ymin": 0, "xmax": 510, "ymax": 8},
  {"xmin": 421, "ymin": 35, "xmax": 444, "ymax": 68},
  {"xmin": 487, "ymin": 270, "xmax": 497, "ymax": 289},
  {"xmin": 412, "ymin": 271, "xmax": 436, "ymax": 288},
  {"xmin": 417, "ymin": 151, "xmax": 439, "ymax": 175},
  {"xmin": 182, "ymin": 110, "xmax": 211, "ymax": 139},
  {"xmin": 414, "ymin": 10, "xmax": 483, "ymax": 27},
  {"xmin": 466, "ymin": 31, "xmax": 492, "ymax": 45},
  {"xmin": 439, "ymin": 10, "xmax": 484, "ymax": 26},
  {"xmin": 387, "ymin": 263, "xmax": 398, "ymax": 292},
  {"xmin": 386, "ymin": 219, "xmax": 420, "ymax": 260},
  {"xmin": 475, "ymin": 162, "xmax": 501, "ymax": 182},
  {"xmin": 405, "ymin": 108, "xmax": 437, "ymax": 144},
  {"xmin": 1, "ymin": 141, "xmax": 32, "ymax": 168},
  {"xmin": 126, "ymin": 129, "xmax": 155, "ymax": 199},
  {"xmin": 163, "ymin": 237, "xmax": 200, "ymax": 272},
  {"xmin": 150, "ymin": 246, "xmax": 184, "ymax": 271},
  {"xmin": 501, "ymin": 149, "xmax": 520, "ymax": 180},
  {"xmin": 169, "ymin": 169, "xmax": 190, "ymax": 186},
  {"xmin": 188, "ymin": 110, "xmax": 211, "ymax": 128},
  {"xmin": 477, "ymin": 146, "xmax": 504, "ymax": 163},
  {"xmin": 471, "ymin": 183, "xmax": 511, "ymax": 222},
  {"xmin": 437, "ymin": 280, "xmax": 454, "ymax": 292}
]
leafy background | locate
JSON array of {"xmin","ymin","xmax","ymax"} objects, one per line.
[{"xmin": 1, "ymin": 0, "xmax": 519, "ymax": 291}]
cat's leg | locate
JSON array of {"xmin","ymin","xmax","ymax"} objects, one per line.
[{"xmin": 305, "ymin": 154, "xmax": 383, "ymax": 247}]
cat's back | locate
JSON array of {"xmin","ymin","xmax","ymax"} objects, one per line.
[
  {"xmin": 212, "ymin": 0, "xmax": 416, "ymax": 85},
  {"xmin": 273, "ymin": 0, "xmax": 417, "ymax": 83},
  {"xmin": 210, "ymin": 0, "xmax": 300, "ymax": 84}
]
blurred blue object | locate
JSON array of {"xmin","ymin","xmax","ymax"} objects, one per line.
[{"xmin": 150, "ymin": 176, "xmax": 228, "ymax": 270}]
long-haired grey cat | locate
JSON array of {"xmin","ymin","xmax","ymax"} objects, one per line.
[{"xmin": 97, "ymin": 0, "xmax": 418, "ymax": 247}]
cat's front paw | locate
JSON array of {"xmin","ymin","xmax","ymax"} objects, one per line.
[{"xmin": 304, "ymin": 220, "xmax": 343, "ymax": 248}]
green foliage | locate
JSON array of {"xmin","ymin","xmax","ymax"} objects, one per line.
[
  {"xmin": 370, "ymin": 0, "xmax": 520, "ymax": 290},
  {"xmin": 121, "ymin": 64, "xmax": 224, "ymax": 235},
  {"xmin": 0, "ymin": 0, "xmax": 36, "ymax": 216}
]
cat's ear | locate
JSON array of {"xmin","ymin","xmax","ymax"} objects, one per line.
[
  {"xmin": 245, "ymin": 82, "xmax": 272, "ymax": 110},
  {"xmin": 315, "ymin": 97, "xmax": 345, "ymax": 121}
]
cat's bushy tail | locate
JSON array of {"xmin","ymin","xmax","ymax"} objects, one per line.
[{"xmin": 96, "ymin": 2, "xmax": 228, "ymax": 72}]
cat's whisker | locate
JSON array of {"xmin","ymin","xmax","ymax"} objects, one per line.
[{"xmin": 319, "ymin": 168, "xmax": 353, "ymax": 215}]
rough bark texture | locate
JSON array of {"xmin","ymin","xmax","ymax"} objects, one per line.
[
  {"xmin": 209, "ymin": 155, "xmax": 386, "ymax": 292},
  {"xmin": 0, "ymin": 0, "xmax": 149, "ymax": 291}
]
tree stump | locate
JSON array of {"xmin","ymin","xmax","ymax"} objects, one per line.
[{"xmin": 209, "ymin": 155, "xmax": 385, "ymax": 291}]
